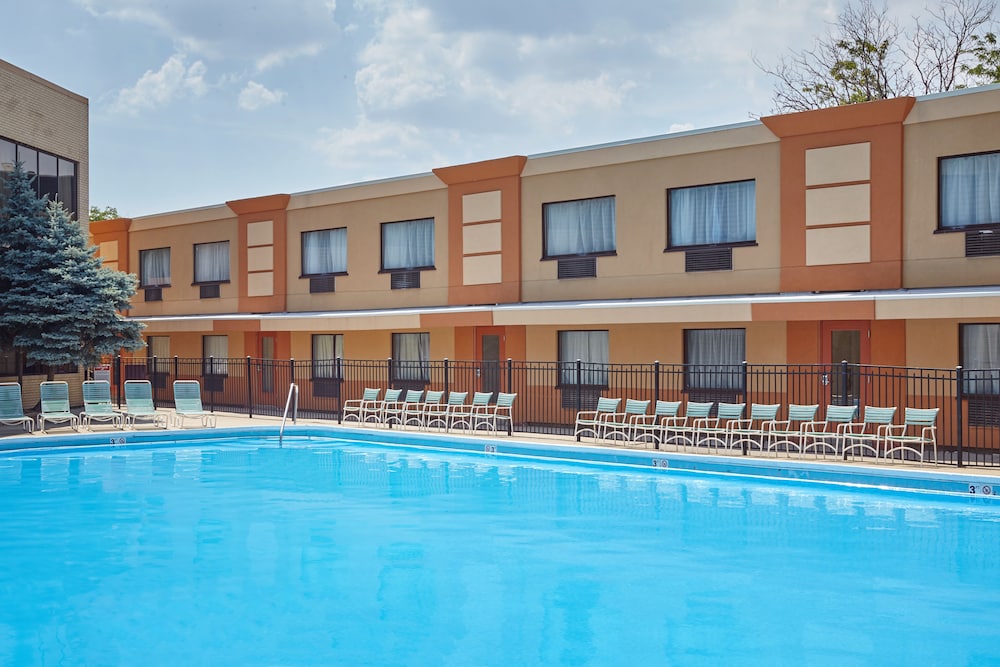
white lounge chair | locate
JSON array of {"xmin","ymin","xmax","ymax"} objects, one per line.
[{"xmin": 171, "ymin": 380, "xmax": 217, "ymax": 428}]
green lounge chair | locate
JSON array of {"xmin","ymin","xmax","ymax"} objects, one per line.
[
  {"xmin": 124, "ymin": 380, "xmax": 168, "ymax": 429},
  {"xmin": 172, "ymin": 380, "xmax": 217, "ymax": 428},
  {"xmin": 80, "ymin": 380, "xmax": 124, "ymax": 430},
  {"xmin": 37, "ymin": 381, "xmax": 79, "ymax": 433},
  {"xmin": 0, "ymin": 382, "xmax": 34, "ymax": 433},
  {"xmin": 342, "ymin": 388, "xmax": 381, "ymax": 425}
]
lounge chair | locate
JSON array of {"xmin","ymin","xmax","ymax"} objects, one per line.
[
  {"xmin": 403, "ymin": 390, "xmax": 443, "ymax": 428},
  {"xmin": 883, "ymin": 407, "xmax": 939, "ymax": 463},
  {"xmin": 0, "ymin": 382, "xmax": 34, "ymax": 433},
  {"xmin": 727, "ymin": 403, "xmax": 780, "ymax": 454},
  {"xmin": 382, "ymin": 389, "xmax": 423, "ymax": 428},
  {"xmin": 695, "ymin": 402, "xmax": 745, "ymax": 452},
  {"xmin": 448, "ymin": 391, "xmax": 492, "ymax": 432},
  {"xmin": 574, "ymin": 397, "xmax": 621, "ymax": 442},
  {"xmin": 841, "ymin": 406, "xmax": 897, "ymax": 460},
  {"xmin": 123, "ymin": 380, "xmax": 168, "ymax": 429},
  {"xmin": 375, "ymin": 388, "xmax": 403, "ymax": 426},
  {"xmin": 80, "ymin": 380, "xmax": 125, "ymax": 430},
  {"xmin": 474, "ymin": 392, "xmax": 516, "ymax": 435},
  {"xmin": 631, "ymin": 400, "xmax": 683, "ymax": 448},
  {"xmin": 37, "ymin": 381, "xmax": 79, "ymax": 433},
  {"xmin": 342, "ymin": 387, "xmax": 381, "ymax": 425},
  {"xmin": 424, "ymin": 391, "xmax": 468, "ymax": 431},
  {"xmin": 601, "ymin": 398, "xmax": 651, "ymax": 445},
  {"xmin": 766, "ymin": 404, "xmax": 819, "ymax": 456},
  {"xmin": 661, "ymin": 401, "xmax": 713, "ymax": 451},
  {"xmin": 171, "ymin": 380, "xmax": 217, "ymax": 428},
  {"xmin": 800, "ymin": 404, "xmax": 858, "ymax": 457}
]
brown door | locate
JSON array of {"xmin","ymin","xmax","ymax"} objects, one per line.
[
  {"xmin": 821, "ymin": 321, "xmax": 870, "ymax": 407},
  {"xmin": 475, "ymin": 327, "xmax": 505, "ymax": 399}
]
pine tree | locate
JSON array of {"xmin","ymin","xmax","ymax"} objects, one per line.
[{"xmin": 0, "ymin": 163, "xmax": 144, "ymax": 380}]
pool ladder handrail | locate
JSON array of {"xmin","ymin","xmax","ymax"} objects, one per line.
[{"xmin": 279, "ymin": 383, "xmax": 299, "ymax": 444}]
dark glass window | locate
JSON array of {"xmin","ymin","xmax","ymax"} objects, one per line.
[{"xmin": 0, "ymin": 136, "xmax": 78, "ymax": 218}]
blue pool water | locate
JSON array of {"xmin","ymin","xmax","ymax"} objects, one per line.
[{"xmin": 1, "ymin": 435, "xmax": 999, "ymax": 666}]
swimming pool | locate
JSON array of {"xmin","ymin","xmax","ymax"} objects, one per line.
[{"xmin": 1, "ymin": 427, "xmax": 998, "ymax": 665}]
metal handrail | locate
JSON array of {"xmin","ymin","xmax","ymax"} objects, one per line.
[{"xmin": 279, "ymin": 383, "xmax": 298, "ymax": 445}]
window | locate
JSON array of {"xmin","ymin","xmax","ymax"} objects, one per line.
[
  {"xmin": 543, "ymin": 196, "xmax": 616, "ymax": 259},
  {"xmin": 940, "ymin": 152, "xmax": 1000, "ymax": 230},
  {"xmin": 962, "ymin": 324, "xmax": 1000, "ymax": 395},
  {"xmin": 558, "ymin": 330, "xmax": 609, "ymax": 386},
  {"xmin": 302, "ymin": 228, "xmax": 348, "ymax": 276},
  {"xmin": 202, "ymin": 336, "xmax": 229, "ymax": 389},
  {"xmin": 193, "ymin": 241, "xmax": 230, "ymax": 284},
  {"xmin": 312, "ymin": 334, "xmax": 344, "ymax": 379},
  {"xmin": 391, "ymin": 333, "xmax": 430, "ymax": 382},
  {"xmin": 668, "ymin": 180, "xmax": 756, "ymax": 249},
  {"xmin": 147, "ymin": 336, "xmax": 170, "ymax": 388},
  {"xmin": 0, "ymin": 137, "xmax": 78, "ymax": 218},
  {"xmin": 381, "ymin": 218, "xmax": 435, "ymax": 271},
  {"xmin": 139, "ymin": 248, "xmax": 171, "ymax": 287},
  {"xmin": 684, "ymin": 329, "xmax": 745, "ymax": 392}
]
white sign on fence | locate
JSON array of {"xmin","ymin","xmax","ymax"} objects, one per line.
[{"xmin": 93, "ymin": 364, "xmax": 112, "ymax": 383}]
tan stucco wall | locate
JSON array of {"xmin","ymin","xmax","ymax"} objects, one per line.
[
  {"xmin": 286, "ymin": 188, "xmax": 449, "ymax": 312},
  {"xmin": 903, "ymin": 88, "xmax": 1000, "ymax": 287},
  {"xmin": 0, "ymin": 59, "xmax": 89, "ymax": 230},
  {"xmin": 290, "ymin": 328, "xmax": 456, "ymax": 362},
  {"xmin": 520, "ymin": 132, "xmax": 781, "ymax": 302}
]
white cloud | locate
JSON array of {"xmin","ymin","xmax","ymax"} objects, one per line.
[
  {"xmin": 111, "ymin": 54, "xmax": 207, "ymax": 114},
  {"xmin": 669, "ymin": 123, "xmax": 695, "ymax": 133},
  {"xmin": 316, "ymin": 116, "xmax": 443, "ymax": 172},
  {"xmin": 238, "ymin": 81, "xmax": 287, "ymax": 111}
]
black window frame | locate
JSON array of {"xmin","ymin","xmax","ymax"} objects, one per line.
[
  {"xmin": 192, "ymin": 240, "xmax": 232, "ymax": 286},
  {"xmin": 556, "ymin": 330, "xmax": 610, "ymax": 389},
  {"xmin": 0, "ymin": 135, "xmax": 79, "ymax": 219},
  {"xmin": 138, "ymin": 247, "xmax": 172, "ymax": 288},
  {"xmin": 300, "ymin": 227, "xmax": 349, "ymax": 279},
  {"xmin": 683, "ymin": 328, "xmax": 746, "ymax": 393},
  {"xmin": 390, "ymin": 332, "xmax": 431, "ymax": 384},
  {"xmin": 541, "ymin": 194, "xmax": 617, "ymax": 261},
  {"xmin": 936, "ymin": 150, "xmax": 1000, "ymax": 234},
  {"xmin": 379, "ymin": 218, "xmax": 436, "ymax": 274},
  {"xmin": 665, "ymin": 179, "xmax": 758, "ymax": 252}
]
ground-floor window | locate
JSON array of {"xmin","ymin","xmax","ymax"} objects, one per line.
[
  {"xmin": 684, "ymin": 328, "xmax": 745, "ymax": 399},
  {"xmin": 558, "ymin": 330, "xmax": 609, "ymax": 409},
  {"xmin": 961, "ymin": 324, "xmax": 1000, "ymax": 427},
  {"xmin": 202, "ymin": 335, "xmax": 228, "ymax": 390},
  {"xmin": 312, "ymin": 334, "xmax": 344, "ymax": 397},
  {"xmin": 391, "ymin": 332, "xmax": 430, "ymax": 383}
]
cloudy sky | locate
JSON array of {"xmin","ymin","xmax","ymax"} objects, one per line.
[{"xmin": 4, "ymin": 0, "xmax": 933, "ymax": 217}]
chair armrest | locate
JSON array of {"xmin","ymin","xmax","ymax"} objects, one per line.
[
  {"xmin": 801, "ymin": 420, "xmax": 828, "ymax": 434},
  {"xmin": 883, "ymin": 424, "xmax": 906, "ymax": 438},
  {"xmin": 726, "ymin": 418, "xmax": 753, "ymax": 432},
  {"xmin": 692, "ymin": 417, "xmax": 717, "ymax": 429},
  {"xmin": 660, "ymin": 416, "xmax": 688, "ymax": 428},
  {"xmin": 575, "ymin": 409, "xmax": 598, "ymax": 421}
]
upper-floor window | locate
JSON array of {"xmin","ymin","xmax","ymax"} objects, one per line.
[
  {"xmin": 382, "ymin": 218, "xmax": 435, "ymax": 272},
  {"xmin": 0, "ymin": 137, "xmax": 78, "ymax": 219},
  {"xmin": 139, "ymin": 248, "xmax": 171, "ymax": 287},
  {"xmin": 667, "ymin": 180, "xmax": 756, "ymax": 249},
  {"xmin": 939, "ymin": 152, "xmax": 1000, "ymax": 230},
  {"xmin": 193, "ymin": 241, "xmax": 230, "ymax": 284},
  {"xmin": 543, "ymin": 196, "xmax": 616, "ymax": 259},
  {"xmin": 684, "ymin": 328, "xmax": 745, "ymax": 392},
  {"xmin": 302, "ymin": 228, "xmax": 348, "ymax": 276}
]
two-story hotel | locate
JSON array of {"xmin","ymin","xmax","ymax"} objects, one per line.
[{"xmin": 92, "ymin": 86, "xmax": 1000, "ymax": 418}]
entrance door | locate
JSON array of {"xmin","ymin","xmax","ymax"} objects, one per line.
[
  {"xmin": 475, "ymin": 327, "xmax": 505, "ymax": 400},
  {"xmin": 821, "ymin": 321, "xmax": 870, "ymax": 407},
  {"xmin": 260, "ymin": 335, "xmax": 276, "ymax": 394}
]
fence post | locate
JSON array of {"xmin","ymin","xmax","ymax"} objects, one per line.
[
  {"xmin": 839, "ymin": 360, "xmax": 849, "ymax": 406},
  {"xmin": 956, "ymin": 365, "xmax": 964, "ymax": 468},
  {"xmin": 207, "ymin": 357, "xmax": 215, "ymax": 412},
  {"xmin": 289, "ymin": 358, "xmax": 295, "ymax": 388},
  {"xmin": 575, "ymin": 359, "xmax": 583, "ymax": 441},
  {"xmin": 443, "ymin": 358, "xmax": 450, "ymax": 396},
  {"xmin": 506, "ymin": 358, "xmax": 513, "ymax": 394},
  {"xmin": 653, "ymin": 361, "xmax": 660, "ymax": 404},
  {"xmin": 387, "ymin": 357, "xmax": 393, "ymax": 389},
  {"xmin": 246, "ymin": 356, "xmax": 253, "ymax": 418},
  {"xmin": 337, "ymin": 357, "xmax": 344, "ymax": 423},
  {"xmin": 115, "ymin": 355, "xmax": 123, "ymax": 408},
  {"xmin": 742, "ymin": 360, "xmax": 749, "ymax": 405}
]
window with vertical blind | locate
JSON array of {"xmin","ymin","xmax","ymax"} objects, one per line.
[
  {"xmin": 667, "ymin": 180, "xmax": 756, "ymax": 248},
  {"xmin": 684, "ymin": 328, "xmax": 745, "ymax": 391},
  {"xmin": 391, "ymin": 333, "xmax": 430, "ymax": 382}
]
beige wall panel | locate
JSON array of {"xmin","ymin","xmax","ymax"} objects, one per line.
[
  {"xmin": 247, "ymin": 246, "xmax": 273, "ymax": 271},
  {"xmin": 905, "ymin": 320, "xmax": 958, "ymax": 369},
  {"xmin": 246, "ymin": 220, "xmax": 273, "ymax": 246},
  {"xmin": 520, "ymin": 142, "xmax": 781, "ymax": 302},
  {"xmin": 877, "ymin": 295, "xmax": 1000, "ymax": 319},
  {"xmin": 805, "ymin": 226, "xmax": 871, "ymax": 266},
  {"xmin": 462, "ymin": 191, "xmax": 502, "ymax": 223},
  {"xmin": 288, "ymin": 330, "xmax": 455, "ymax": 361},
  {"xmin": 103, "ymin": 261, "xmax": 119, "ymax": 271},
  {"xmin": 462, "ymin": 222, "xmax": 502, "ymax": 255},
  {"xmin": 805, "ymin": 184, "xmax": 870, "ymax": 227},
  {"xmin": 462, "ymin": 254, "xmax": 502, "ymax": 285},
  {"xmin": 247, "ymin": 272, "xmax": 274, "ymax": 297},
  {"xmin": 747, "ymin": 322, "xmax": 787, "ymax": 364},
  {"xmin": 902, "ymin": 108, "xmax": 1000, "ymax": 287},
  {"xmin": 805, "ymin": 142, "xmax": 870, "ymax": 186},
  {"xmin": 99, "ymin": 241, "xmax": 118, "ymax": 261},
  {"xmin": 285, "ymin": 189, "xmax": 449, "ymax": 312},
  {"xmin": 495, "ymin": 302, "xmax": 753, "ymax": 326}
]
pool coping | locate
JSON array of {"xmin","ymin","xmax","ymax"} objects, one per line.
[{"xmin": 1, "ymin": 423, "xmax": 998, "ymax": 500}]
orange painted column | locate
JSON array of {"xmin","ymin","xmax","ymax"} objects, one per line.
[{"xmin": 226, "ymin": 194, "xmax": 291, "ymax": 314}]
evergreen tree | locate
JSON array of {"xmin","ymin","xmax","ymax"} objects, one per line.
[{"xmin": 0, "ymin": 163, "xmax": 144, "ymax": 379}]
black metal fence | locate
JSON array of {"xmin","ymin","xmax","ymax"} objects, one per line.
[{"xmin": 111, "ymin": 356, "xmax": 1000, "ymax": 467}]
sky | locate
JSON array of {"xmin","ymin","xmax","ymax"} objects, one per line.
[{"xmin": 3, "ymin": 0, "xmax": 933, "ymax": 218}]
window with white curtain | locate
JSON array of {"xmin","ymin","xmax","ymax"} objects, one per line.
[
  {"xmin": 139, "ymin": 248, "xmax": 171, "ymax": 287},
  {"xmin": 392, "ymin": 332, "xmax": 430, "ymax": 382},
  {"xmin": 962, "ymin": 324, "xmax": 1000, "ymax": 395},
  {"xmin": 668, "ymin": 180, "xmax": 756, "ymax": 248},
  {"xmin": 312, "ymin": 334, "xmax": 344, "ymax": 379},
  {"xmin": 148, "ymin": 336, "xmax": 170, "ymax": 374},
  {"xmin": 302, "ymin": 228, "xmax": 348, "ymax": 276},
  {"xmin": 558, "ymin": 330, "xmax": 609, "ymax": 386},
  {"xmin": 193, "ymin": 241, "xmax": 230, "ymax": 283},
  {"xmin": 202, "ymin": 335, "xmax": 229, "ymax": 376},
  {"xmin": 381, "ymin": 218, "xmax": 435, "ymax": 271},
  {"xmin": 684, "ymin": 329, "xmax": 745, "ymax": 390},
  {"xmin": 940, "ymin": 152, "xmax": 1000, "ymax": 229},
  {"xmin": 543, "ymin": 196, "xmax": 616, "ymax": 258}
]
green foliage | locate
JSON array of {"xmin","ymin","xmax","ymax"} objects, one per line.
[
  {"xmin": 89, "ymin": 205, "xmax": 120, "ymax": 222},
  {"xmin": 963, "ymin": 32, "xmax": 1000, "ymax": 82},
  {"xmin": 0, "ymin": 163, "xmax": 144, "ymax": 374}
]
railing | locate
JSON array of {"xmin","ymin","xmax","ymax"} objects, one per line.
[
  {"xmin": 111, "ymin": 356, "xmax": 1000, "ymax": 467},
  {"xmin": 279, "ymin": 383, "xmax": 298, "ymax": 445}
]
